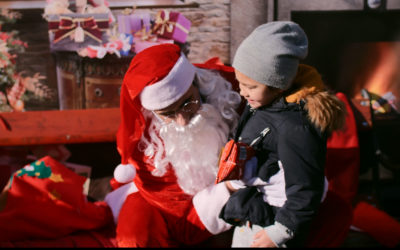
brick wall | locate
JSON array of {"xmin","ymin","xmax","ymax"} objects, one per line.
[{"xmin": 181, "ymin": 0, "xmax": 231, "ymax": 64}]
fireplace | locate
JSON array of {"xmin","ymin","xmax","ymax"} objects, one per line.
[
  {"xmin": 273, "ymin": 0, "xmax": 399, "ymax": 106},
  {"xmin": 293, "ymin": 11, "xmax": 400, "ymax": 109}
]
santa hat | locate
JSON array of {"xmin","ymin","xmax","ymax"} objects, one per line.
[{"xmin": 114, "ymin": 44, "xmax": 195, "ymax": 183}]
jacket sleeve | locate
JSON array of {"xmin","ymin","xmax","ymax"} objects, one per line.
[{"xmin": 274, "ymin": 122, "xmax": 326, "ymax": 233}]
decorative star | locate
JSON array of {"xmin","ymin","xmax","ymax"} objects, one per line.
[{"xmin": 49, "ymin": 173, "xmax": 64, "ymax": 183}]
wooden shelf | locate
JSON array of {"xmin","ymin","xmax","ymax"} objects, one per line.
[{"xmin": 0, "ymin": 108, "xmax": 120, "ymax": 146}]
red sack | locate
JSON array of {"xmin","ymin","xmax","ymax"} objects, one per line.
[
  {"xmin": 0, "ymin": 156, "xmax": 113, "ymax": 241},
  {"xmin": 215, "ymin": 139, "xmax": 255, "ymax": 184}
]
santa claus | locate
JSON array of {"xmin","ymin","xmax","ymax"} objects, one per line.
[{"xmin": 104, "ymin": 43, "xmax": 242, "ymax": 247}]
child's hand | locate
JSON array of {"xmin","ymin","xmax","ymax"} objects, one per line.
[
  {"xmin": 224, "ymin": 181, "xmax": 237, "ymax": 194},
  {"xmin": 251, "ymin": 229, "xmax": 277, "ymax": 248}
]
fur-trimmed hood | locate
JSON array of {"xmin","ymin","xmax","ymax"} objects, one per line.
[{"xmin": 285, "ymin": 64, "xmax": 347, "ymax": 136}]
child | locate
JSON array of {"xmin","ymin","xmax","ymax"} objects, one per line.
[{"xmin": 218, "ymin": 21, "xmax": 346, "ymax": 247}]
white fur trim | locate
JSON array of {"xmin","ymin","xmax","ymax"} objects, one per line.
[
  {"xmin": 113, "ymin": 163, "xmax": 136, "ymax": 183},
  {"xmin": 193, "ymin": 182, "xmax": 232, "ymax": 234},
  {"xmin": 140, "ymin": 53, "xmax": 195, "ymax": 110},
  {"xmin": 104, "ymin": 182, "xmax": 138, "ymax": 224}
]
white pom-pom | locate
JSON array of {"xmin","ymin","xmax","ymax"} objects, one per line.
[{"xmin": 114, "ymin": 163, "xmax": 136, "ymax": 183}]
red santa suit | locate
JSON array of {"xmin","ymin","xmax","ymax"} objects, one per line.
[{"xmin": 105, "ymin": 44, "xmax": 240, "ymax": 247}]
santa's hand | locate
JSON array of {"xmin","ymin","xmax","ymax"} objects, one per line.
[{"xmin": 113, "ymin": 163, "xmax": 136, "ymax": 183}]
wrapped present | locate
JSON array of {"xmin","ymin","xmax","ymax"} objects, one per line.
[
  {"xmin": 46, "ymin": 13, "xmax": 110, "ymax": 52},
  {"xmin": 117, "ymin": 11, "xmax": 151, "ymax": 35},
  {"xmin": 131, "ymin": 13, "xmax": 151, "ymax": 33},
  {"xmin": 117, "ymin": 14, "xmax": 131, "ymax": 34},
  {"xmin": 153, "ymin": 10, "xmax": 191, "ymax": 44},
  {"xmin": 133, "ymin": 36, "xmax": 174, "ymax": 54}
]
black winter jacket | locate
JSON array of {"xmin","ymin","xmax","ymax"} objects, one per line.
[
  {"xmin": 220, "ymin": 97, "xmax": 328, "ymax": 239},
  {"xmin": 219, "ymin": 64, "xmax": 347, "ymax": 246}
]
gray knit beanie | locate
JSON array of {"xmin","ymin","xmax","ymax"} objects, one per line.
[{"xmin": 232, "ymin": 21, "xmax": 308, "ymax": 90}]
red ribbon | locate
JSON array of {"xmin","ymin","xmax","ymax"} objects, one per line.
[{"xmin": 51, "ymin": 16, "xmax": 103, "ymax": 43}]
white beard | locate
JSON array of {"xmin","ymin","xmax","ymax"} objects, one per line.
[{"xmin": 158, "ymin": 103, "xmax": 229, "ymax": 195}]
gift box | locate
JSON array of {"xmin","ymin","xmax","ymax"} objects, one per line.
[
  {"xmin": 133, "ymin": 36, "xmax": 174, "ymax": 54},
  {"xmin": 46, "ymin": 13, "xmax": 110, "ymax": 52},
  {"xmin": 117, "ymin": 12, "xmax": 151, "ymax": 35},
  {"xmin": 153, "ymin": 10, "xmax": 191, "ymax": 44}
]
